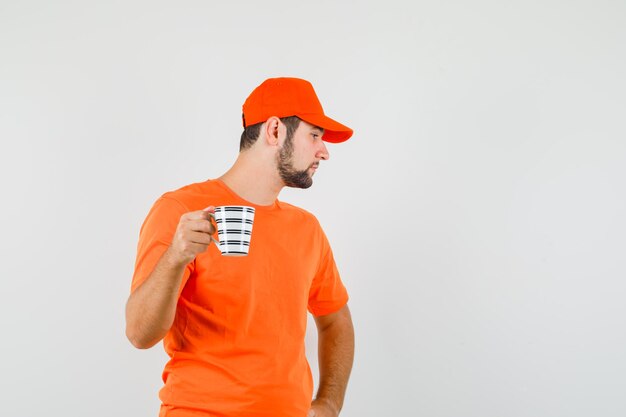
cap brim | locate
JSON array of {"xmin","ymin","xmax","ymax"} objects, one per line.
[{"xmin": 296, "ymin": 113, "xmax": 353, "ymax": 143}]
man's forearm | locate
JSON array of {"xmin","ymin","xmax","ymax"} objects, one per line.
[
  {"xmin": 315, "ymin": 307, "xmax": 355, "ymax": 414},
  {"xmin": 125, "ymin": 247, "xmax": 188, "ymax": 349}
]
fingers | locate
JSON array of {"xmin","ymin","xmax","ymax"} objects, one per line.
[
  {"xmin": 170, "ymin": 206, "xmax": 220, "ymax": 264},
  {"xmin": 185, "ymin": 241, "xmax": 212, "ymax": 255},
  {"xmin": 182, "ymin": 207, "xmax": 217, "ymax": 236},
  {"xmin": 184, "ymin": 207, "xmax": 216, "ymax": 222},
  {"xmin": 187, "ymin": 230, "xmax": 214, "ymax": 245},
  {"xmin": 186, "ymin": 219, "xmax": 216, "ymax": 234}
]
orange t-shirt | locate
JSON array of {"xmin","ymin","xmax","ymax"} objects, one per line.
[{"xmin": 131, "ymin": 179, "xmax": 349, "ymax": 417}]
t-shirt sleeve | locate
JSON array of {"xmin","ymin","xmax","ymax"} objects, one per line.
[
  {"xmin": 307, "ymin": 225, "xmax": 349, "ymax": 317},
  {"xmin": 130, "ymin": 196, "xmax": 194, "ymax": 297}
]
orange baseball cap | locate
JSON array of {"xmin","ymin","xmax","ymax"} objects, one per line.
[{"xmin": 242, "ymin": 77, "xmax": 353, "ymax": 143}]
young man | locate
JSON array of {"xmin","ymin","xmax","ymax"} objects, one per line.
[{"xmin": 126, "ymin": 77, "xmax": 355, "ymax": 417}]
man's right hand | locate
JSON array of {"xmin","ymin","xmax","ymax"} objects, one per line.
[{"xmin": 168, "ymin": 206, "xmax": 217, "ymax": 265}]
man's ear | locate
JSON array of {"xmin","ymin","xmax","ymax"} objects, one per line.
[{"xmin": 263, "ymin": 116, "xmax": 281, "ymax": 146}]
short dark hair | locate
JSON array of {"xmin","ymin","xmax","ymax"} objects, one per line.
[{"xmin": 239, "ymin": 116, "xmax": 301, "ymax": 152}]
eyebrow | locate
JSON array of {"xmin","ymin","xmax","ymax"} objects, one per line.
[{"xmin": 311, "ymin": 126, "xmax": 324, "ymax": 133}]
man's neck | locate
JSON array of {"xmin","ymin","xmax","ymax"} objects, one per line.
[{"xmin": 218, "ymin": 153, "xmax": 283, "ymax": 206}]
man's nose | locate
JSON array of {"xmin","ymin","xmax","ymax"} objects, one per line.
[{"xmin": 316, "ymin": 141, "xmax": 330, "ymax": 161}]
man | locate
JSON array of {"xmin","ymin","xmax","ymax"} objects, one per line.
[{"xmin": 125, "ymin": 77, "xmax": 355, "ymax": 417}]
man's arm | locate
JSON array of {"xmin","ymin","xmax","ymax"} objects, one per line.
[
  {"xmin": 125, "ymin": 247, "xmax": 189, "ymax": 349},
  {"xmin": 125, "ymin": 206, "xmax": 216, "ymax": 349},
  {"xmin": 308, "ymin": 304, "xmax": 355, "ymax": 417}
]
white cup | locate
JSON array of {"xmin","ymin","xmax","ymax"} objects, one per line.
[{"xmin": 213, "ymin": 205, "xmax": 255, "ymax": 256}]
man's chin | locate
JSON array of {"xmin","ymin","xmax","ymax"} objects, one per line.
[
  {"xmin": 289, "ymin": 180, "xmax": 313, "ymax": 189},
  {"xmin": 279, "ymin": 167, "xmax": 314, "ymax": 189},
  {"xmin": 286, "ymin": 177, "xmax": 313, "ymax": 189}
]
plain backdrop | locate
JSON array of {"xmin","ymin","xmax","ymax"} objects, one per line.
[{"xmin": 1, "ymin": 1, "xmax": 625, "ymax": 416}]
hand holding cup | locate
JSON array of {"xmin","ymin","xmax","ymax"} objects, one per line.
[{"xmin": 169, "ymin": 206, "xmax": 218, "ymax": 265}]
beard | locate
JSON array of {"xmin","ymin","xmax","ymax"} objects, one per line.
[{"xmin": 276, "ymin": 135, "xmax": 314, "ymax": 189}]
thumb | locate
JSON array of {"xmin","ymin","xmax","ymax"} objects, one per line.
[
  {"xmin": 307, "ymin": 410, "xmax": 315, "ymax": 417},
  {"xmin": 202, "ymin": 206, "xmax": 215, "ymax": 213}
]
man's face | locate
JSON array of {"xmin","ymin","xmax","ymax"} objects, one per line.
[{"xmin": 277, "ymin": 120, "xmax": 329, "ymax": 189}]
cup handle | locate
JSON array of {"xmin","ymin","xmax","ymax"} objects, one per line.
[{"xmin": 207, "ymin": 212, "xmax": 220, "ymax": 246}]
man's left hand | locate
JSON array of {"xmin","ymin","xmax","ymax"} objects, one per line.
[{"xmin": 307, "ymin": 398, "xmax": 339, "ymax": 417}]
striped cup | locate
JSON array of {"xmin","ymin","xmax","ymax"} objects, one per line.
[{"xmin": 213, "ymin": 205, "xmax": 255, "ymax": 256}]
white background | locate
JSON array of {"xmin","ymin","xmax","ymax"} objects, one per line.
[{"xmin": 1, "ymin": 1, "xmax": 625, "ymax": 416}]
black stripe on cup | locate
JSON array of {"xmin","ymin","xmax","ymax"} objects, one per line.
[
  {"xmin": 218, "ymin": 240, "xmax": 250, "ymax": 246},
  {"xmin": 215, "ymin": 219, "xmax": 254, "ymax": 224},
  {"xmin": 217, "ymin": 230, "xmax": 252, "ymax": 235},
  {"xmin": 221, "ymin": 207, "xmax": 255, "ymax": 213}
]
